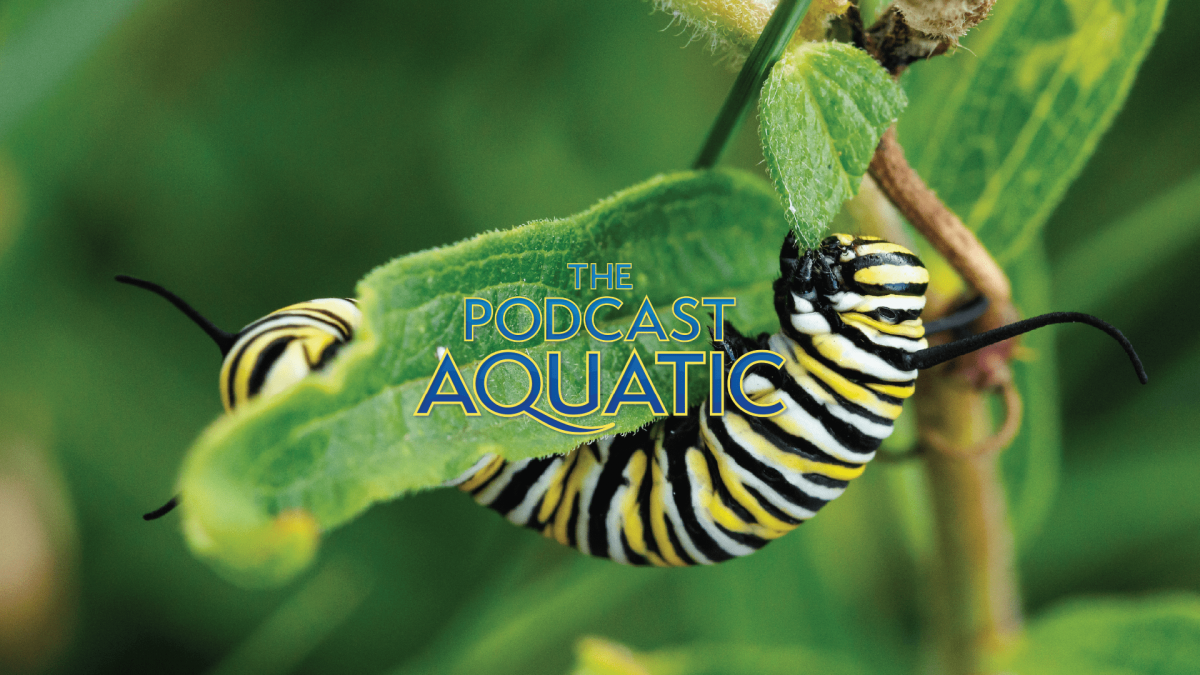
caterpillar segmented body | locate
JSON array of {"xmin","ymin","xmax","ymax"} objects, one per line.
[
  {"xmin": 442, "ymin": 233, "xmax": 929, "ymax": 565},
  {"xmin": 218, "ymin": 299, "xmax": 362, "ymax": 411},
  {"xmin": 120, "ymin": 232, "xmax": 1146, "ymax": 555}
]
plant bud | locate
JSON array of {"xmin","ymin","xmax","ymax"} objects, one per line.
[{"xmin": 892, "ymin": 0, "xmax": 995, "ymax": 40}]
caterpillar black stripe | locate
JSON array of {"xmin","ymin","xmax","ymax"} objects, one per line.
[
  {"xmin": 119, "ymin": 233, "xmax": 1146, "ymax": 561},
  {"xmin": 447, "ymin": 233, "xmax": 936, "ymax": 565}
]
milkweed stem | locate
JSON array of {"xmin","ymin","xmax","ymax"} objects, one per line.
[
  {"xmin": 917, "ymin": 375, "xmax": 1024, "ymax": 674},
  {"xmin": 677, "ymin": 4, "xmax": 1024, "ymax": 673}
]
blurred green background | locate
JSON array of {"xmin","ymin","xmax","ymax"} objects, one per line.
[{"xmin": 0, "ymin": 1, "xmax": 1197, "ymax": 674}]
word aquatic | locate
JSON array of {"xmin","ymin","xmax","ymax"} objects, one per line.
[{"xmin": 414, "ymin": 263, "xmax": 786, "ymax": 434}]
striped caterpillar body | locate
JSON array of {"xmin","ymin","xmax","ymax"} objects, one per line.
[
  {"xmin": 215, "ymin": 298, "xmax": 362, "ymax": 412},
  {"xmin": 120, "ymin": 232, "xmax": 1146, "ymax": 556},
  {"xmin": 443, "ymin": 232, "xmax": 929, "ymax": 565}
]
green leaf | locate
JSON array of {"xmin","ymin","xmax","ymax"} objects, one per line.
[
  {"xmin": 999, "ymin": 240, "xmax": 1062, "ymax": 547},
  {"xmin": 897, "ymin": 0, "xmax": 1169, "ymax": 263},
  {"xmin": 758, "ymin": 41, "xmax": 906, "ymax": 247},
  {"xmin": 177, "ymin": 168, "xmax": 788, "ymax": 587},
  {"xmin": 571, "ymin": 638, "xmax": 869, "ymax": 675},
  {"xmin": 995, "ymin": 595, "xmax": 1200, "ymax": 675}
]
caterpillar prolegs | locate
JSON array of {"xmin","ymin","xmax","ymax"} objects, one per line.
[{"xmin": 121, "ymin": 233, "xmax": 1146, "ymax": 564}]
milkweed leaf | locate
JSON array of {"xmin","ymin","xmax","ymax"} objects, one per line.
[
  {"xmin": 177, "ymin": 169, "xmax": 788, "ymax": 586},
  {"xmin": 897, "ymin": 0, "xmax": 1170, "ymax": 263}
]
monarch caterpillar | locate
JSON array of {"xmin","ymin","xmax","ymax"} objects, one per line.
[{"xmin": 119, "ymin": 233, "xmax": 1146, "ymax": 564}]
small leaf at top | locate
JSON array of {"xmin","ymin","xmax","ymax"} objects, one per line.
[{"xmin": 759, "ymin": 41, "xmax": 907, "ymax": 247}]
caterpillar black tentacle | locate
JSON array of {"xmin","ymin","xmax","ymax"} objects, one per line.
[
  {"xmin": 125, "ymin": 233, "xmax": 1146, "ymax": 568},
  {"xmin": 922, "ymin": 296, "xmax": 988, "ymax": 335},
  {"xmin": 904, "ymin": 311, "xmax": 1147, "ymax": 382},
  {"xmin": 116, "ymin": 275, "xmax": 362, "ymax": 520},
  {"xmin": 116, "ymin": 276, "xmax": 236, "ymax": 354},
  {"xmin": 142, "ymin": 496, "xmax": 179, "ymax": 522}
]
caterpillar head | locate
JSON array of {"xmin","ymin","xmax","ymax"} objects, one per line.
[
  {"xmin": 770, "ymin": 232, "xmax": 1146, "ymax": 385},
  {"xmin": 773, "ymin": 231, "xmax": 929, "ymax": 336},
  {"xmin": 115, "ymin": 277, "xmax": 361, "ymax": 412}
]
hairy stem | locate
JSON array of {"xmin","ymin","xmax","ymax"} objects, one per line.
[{"xmin": 654, "ymin": 0, "xmax": 773, "ymax": 57}]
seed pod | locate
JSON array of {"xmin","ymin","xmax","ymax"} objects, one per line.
[{"xmin": 893, "ymin": 0, "xmax": 995, "ymax": 41}]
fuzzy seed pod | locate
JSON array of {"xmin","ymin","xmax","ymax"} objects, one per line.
[{"xmin": 892, "ymin": 0, "xmax": 995, "ymax": 40}]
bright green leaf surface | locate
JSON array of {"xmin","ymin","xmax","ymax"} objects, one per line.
[
  {"xmin": 178, "ymin": 169, "xmax": 788, "ymax": 586},
  {"xmin": 758, "ymin": 41, "xmax": 906, "ymax": 247},
  {"xmin": 996, "ymin": 595, "xmax": 1200, "ymax": 674},
  {"xmin": 898, "ymin": 0, "xmax": 1169, "ymax": 263}
]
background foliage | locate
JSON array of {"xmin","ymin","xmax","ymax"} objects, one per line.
[{"xmin": 0, "ymin": 1, "xmax": 1197, "ymax": 674}]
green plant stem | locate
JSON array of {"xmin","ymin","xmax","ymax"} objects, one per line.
[
  {"xmin": 851, "ymin": 182, "xmax": 1024, "ymax": 673},
  {"xmin": 916, "ymin": 371, "xmax": 1023, "ymax": 675},
  {"xmin": 692, "ymin": 0, "xmax": 813, "ymax": 169}
]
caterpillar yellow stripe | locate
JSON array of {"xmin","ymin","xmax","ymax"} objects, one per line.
[{"xmin": 444, "ymin": 233, "xmax": 927, "ymax": 565}]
